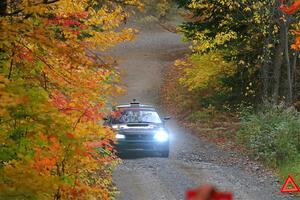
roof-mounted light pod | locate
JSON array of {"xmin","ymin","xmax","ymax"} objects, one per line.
[{"xmin": 130, "ymin": 99, "xmax": 140, "ymax": 107}]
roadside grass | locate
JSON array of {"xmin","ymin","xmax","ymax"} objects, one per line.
[
  {"xmin": 237, "ymin": 106, "xmax": 300, "ymax": 167},
  {"xmin": 279, "ymin": 158, "xmax": 300, "ymax": 186},
  {"xmin": 236, "ymin": 106, "xmax": 300, "ymax": 193}
]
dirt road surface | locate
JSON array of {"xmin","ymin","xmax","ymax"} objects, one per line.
[{"xmin": 111, "ymin": 21, "xmax": 295, "ymax": 200}]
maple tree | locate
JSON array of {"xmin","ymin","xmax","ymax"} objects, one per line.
[{"xmin": 0, "ymin": 0, "xmax": 141, "ymax": 199}]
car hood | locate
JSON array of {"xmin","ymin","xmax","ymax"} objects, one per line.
[{"xmin": 114, "ymin": 123, "xmax": 163, "ymax": 134}]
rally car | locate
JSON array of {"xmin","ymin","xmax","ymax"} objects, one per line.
[{"xmin": 105, "ymin": 100, "xmax": 170, "ymax": 157}]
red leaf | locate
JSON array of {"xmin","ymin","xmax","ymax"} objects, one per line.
[{"xmin": 279, "ymin": 0, "xmax": 300, "ymax": 14}]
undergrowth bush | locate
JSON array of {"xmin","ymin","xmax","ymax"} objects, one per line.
[
  {"xmin": 237, "ymin": 105, "xmax": 300, "ymax": 167},
  {"xmin": 186, "ymin": 106, "xmax": 216, "ymax": 122}
]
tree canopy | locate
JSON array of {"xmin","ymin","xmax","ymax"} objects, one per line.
[
  {"xmin": 175, "ymin": 0, "xmax": 300, "ymax": 107},
  {"xmin": 0, "ymin": 0, "xmax": 141, "ymax": 199}
]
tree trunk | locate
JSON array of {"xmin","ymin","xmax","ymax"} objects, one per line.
[
  {"xmin": 271, "ymin": 48, "xmax": 283, "ymax": 104},
  {"xmin": 283, "ymin": 17, "xmax": 293, "ymax": 105},
  {"xmin": 261, "ymin": 2, "xmax": 277, "ymax": 101},
  {"xmin": 292, "ymin": 52, "xmax": 298, "ymax": 85},
  {"xmin": 261, "ymin": 38, "xmax": 271, "ymax": 100},
  {"xmin": 292, "ymin": 51, "xmax": 298, "ymax": 101},
  {"xmin": 272, "ymin": 23, "xmax": 285, "ymax": 104},
  {"xmin": 0, "ymin": 0, "xmax": 6, "ymax": 16}
]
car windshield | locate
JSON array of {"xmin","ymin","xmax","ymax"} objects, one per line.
[{"xmin": 112, "ymin": 109, "xmax": 162, "ymax": 124}]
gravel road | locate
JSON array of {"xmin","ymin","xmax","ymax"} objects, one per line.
[{"xmin": 111, "ymin": 21, "xmax": 295, "ymax": 200}]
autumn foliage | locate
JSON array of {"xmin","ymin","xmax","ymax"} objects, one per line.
[
  {"xmin": 0, "ymin": 0, "xmax": 141, "ymax": 199},
  {"xmin": 280, "ymin": 0, "xmax": 300, "ymax": 14},
  {"xmin": 280, "ymin": 0, "xmax": 300, "ymax": 50}
]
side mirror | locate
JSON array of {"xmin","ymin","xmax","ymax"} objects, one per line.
[{"xmin": 163, "ymin": 116, "xmax": 171, "ymax": 121}]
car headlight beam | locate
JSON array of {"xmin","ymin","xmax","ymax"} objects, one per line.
[
  {"xmin": 154, "ymin": 130, "xmax": 169, "ymax": 142},
  {"xmin": 112, "ymin": 125, "xmax": 119, "ymax": 130},
  {"xmin": 116, "ymin": 133, "xmax": 125, "ymax": 139}
]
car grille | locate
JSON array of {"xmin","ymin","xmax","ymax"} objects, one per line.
[{"xmin": 125, "ymin": 134, "xmax": 154, "ymax": 140}]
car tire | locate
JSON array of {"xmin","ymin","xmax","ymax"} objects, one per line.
[{"xmin": 161, "ymin": 150, "xmax": 169, "ymax": 158}]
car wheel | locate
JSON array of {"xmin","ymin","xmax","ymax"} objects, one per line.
[{"xmin": 161, "ymin": 150, "xmax": 169, "ymax": 158}]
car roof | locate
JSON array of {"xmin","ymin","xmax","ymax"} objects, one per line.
[
  {"xmin": 116, "ymin": 104, "xmax": 155, "ymax": 110},
  {"xmin": 116, "ymin": 101, "xmax": 156, "ymax": 111}
]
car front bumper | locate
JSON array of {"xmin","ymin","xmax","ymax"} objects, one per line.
[{"xmin": 115, "ymin": 139, "xmax": 169, "ymax": 152}]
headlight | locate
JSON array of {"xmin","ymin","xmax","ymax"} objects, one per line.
[
  {"xmin": 116, "ymin": 133, "xmax": 125, "ymax": 139},
  {"xmin": 112, "ymin": 125, "xmax": 119, "ymax": 130},
  {"xmin": 154, "ymin": 130, "xmax": 169, "ymax": 142}
]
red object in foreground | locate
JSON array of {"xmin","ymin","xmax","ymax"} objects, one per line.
[
  {"xmin": 212, "ymin": 192, "xmax": 233, "ymax": 200},
  {"xmin": 281, "ymin": 175, "xmax": 300, "ymax": 193},
  {"xmin": 186, "ymin": 185, "xmax": 233, "ymax": 200}
]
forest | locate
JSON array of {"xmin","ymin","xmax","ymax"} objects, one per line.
[
  {"xmin": 162, "ymin": 0, "xmax": 300, "ymax": 184},
  {"xmin": 1, "ymin": 0, "xmax": 300, "ymax": 199}
]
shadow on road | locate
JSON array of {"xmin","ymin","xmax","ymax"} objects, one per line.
[{"xmin": 118, "ymin": 151, "xmax": 163, "ymax": 159}]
